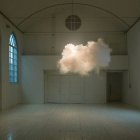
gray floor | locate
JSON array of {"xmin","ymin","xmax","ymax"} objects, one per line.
[{"xmin": 0, "ymin": 104, "xmax": 140, "ymax": 140}]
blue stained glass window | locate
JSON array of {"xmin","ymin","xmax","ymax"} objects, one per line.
[{"xmin": 9, "ymin": 33, "xmax": 18, "ymax": 83}]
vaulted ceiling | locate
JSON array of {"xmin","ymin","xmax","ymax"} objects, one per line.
[{"xmin": 0, "ymin": 0, "xmax": 140, "ymax": 33}]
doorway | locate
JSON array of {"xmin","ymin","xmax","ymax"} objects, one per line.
[{"xmin": 107, "ymin": 72, "xmax": 123, "ymax": 103}]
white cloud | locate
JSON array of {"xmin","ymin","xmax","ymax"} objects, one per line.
[{"xmin": 58, "ymin": 38, "xmax": 111, "ymax": 75}]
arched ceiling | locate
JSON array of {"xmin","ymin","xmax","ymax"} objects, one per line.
[{"xmin": 0, "ymin": 0, "xmax": 140, "ymax": 33}]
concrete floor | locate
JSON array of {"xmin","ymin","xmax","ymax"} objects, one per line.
[{"xmin": 0, "ymin": 104, "xmax": 140, "ymax": 140}]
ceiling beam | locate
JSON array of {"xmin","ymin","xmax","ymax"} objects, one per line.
[
  {"xmin": 126, "ymin": 17, "xmax": 140, "ymax": 33},
  {"xmin": 0, "ymin": 10, "xmax": 24, "ymax": 33},
  {"xmin": 17, "ymin": 3, "xmax": 130, "ymax": 28}
]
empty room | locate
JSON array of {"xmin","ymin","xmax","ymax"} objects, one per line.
[{"xmin": 0, "ymin": 0, "xmax": 140, "ymax": 140}]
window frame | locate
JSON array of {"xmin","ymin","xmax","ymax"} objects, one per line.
[{"xmin": 9, "ymin": 32, "xmax": 19, "ymax": 84}]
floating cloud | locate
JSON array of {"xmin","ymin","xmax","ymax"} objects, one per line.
[{"xmin": 58, "ymin": 38, "xmax": 111, "ymax": 75}]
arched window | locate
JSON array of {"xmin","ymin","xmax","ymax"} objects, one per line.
[{"xmin": 9, "ymin": 33, "xmax": 18, "ymax": 83}]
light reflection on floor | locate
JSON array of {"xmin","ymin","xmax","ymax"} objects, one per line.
[{"xmin": 0, "ymin": 103, "xmax": 140, "ymax": 140}]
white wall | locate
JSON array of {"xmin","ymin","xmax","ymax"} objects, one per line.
[
  {"xmin": 124, "ymin": 21, "xmax": 140, "ymax": 107},
  {"xmin": 109, "ymin": 56, "xmax": 128, "ymax": 70},
  {"xmin": 22, "ymin": 9, "xmax": 127, "ymax": 55},
  {"xmin": 22, "ymin": 56, "xmax": 59, "ymax": 103},
  {"xmin": 24, "ymin": 32, "xmax": 126, "ymax": 55},
  {"xmin": 21, "ymin": 5, "xmax": 128, "ymax": 105},
  {"xmin": 21, "ymin": 5, "xmax": 128, "ymax": 104},
  {"xmin": 0, "ymin": 14, "xmax": 23, "ymax": 110},
  {"xmin": 22, "ymin": 55, "xmax": 128, "ymax": 104}
]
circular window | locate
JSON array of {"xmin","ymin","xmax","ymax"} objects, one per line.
[{"xmin": 65, "ymin": 15, "xmax": 81, "ymax": 31}]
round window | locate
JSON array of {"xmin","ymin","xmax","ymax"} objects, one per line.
[{"xmin": 65, "ymin": 15, "xmax": 81, "ymax": 31}]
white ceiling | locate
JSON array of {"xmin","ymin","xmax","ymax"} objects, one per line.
[{"xmin": 0, "ymin": 0, "xmax": 139, "ymax": 32}]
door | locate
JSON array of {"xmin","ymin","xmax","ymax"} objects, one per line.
[
  {"xmin": 44, "ymin": 71, "xmax": 106, "ymax": 104},
  {"xmin": 44, "ymin": 71, "xmax": 84, "ymax": 103},
  {"xmin": 45, "ymin": 73, "xmax": 61, "ymax": 103},
  {"xmin": 107, "ymin": 72, "xmax": 122, "ymax": 102}
]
